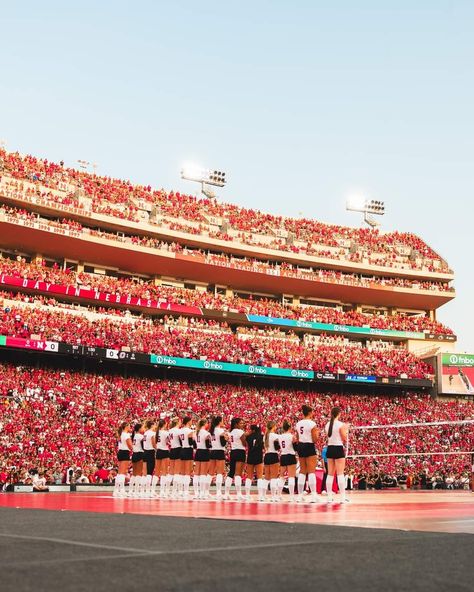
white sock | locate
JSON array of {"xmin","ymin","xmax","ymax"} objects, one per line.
[
  {"xmin": 235, "ymin": 476, "xmax": 242, "ymax": 496},
  {"xmin": 216, "ymin": 474, "xmax": 223, "ymax": 495},
  {"xmin": 194, "ymin": 476, "xmax": 200, "ymax": 496},
  {"xmin": 297, "ymin": 474, "xmax": 306, "ymax": 495},
  {"xmin": 224, "ymin": 476, "xmax": 232, "ymax": 495},
  {"xmin": 337, "ymin": 475, "xmax": 346, "ymax": 499},
  {"xmin": 270, "ymin": 478, "xmax": 278, "ymax": 498},
  {"xmin": 288, "ymin": 477, "xmax": 295, "ymax": 496},
  {"xmin": 129, "ymin": 475, "xmax": 136, "ymax": 494},
  {"xmin": 326, "ymin": 475, "xmax": 334, "ymax": 497},
  {"xmin": 278, "ymin": 478, "xmax": 284, "ymax": 495},
  {"xmin": 257, "ymin": 478, "xmax": 264, "ymax": 497},
  {"xmin": 205, "ymin": 475, "xmax": 212, "ymax": 495},
  {"xmin": 183, "ymin": 475, "xmax": 191, "ymax": 495},
  {"xmin": 245, "ymin": 478, "xmax": 252, "ymax": 496},
  {"xmin": 262, "ymin": 479, "xmax": 269, "ymax": 497},
  {"xmin": 119, "ymin": 474, "xmax": 126, "ymax": 492},
  {"xmin": 145, "ymin": 474, "xmax": 152, "ymax": 493},
  {"xmin": 308, "ymin": 473, "xmax": 316, "ymax": 495},
  {"xmin": 115, "ymin": 474, "xmax": 124, "ymax": 492},
  {"xmin": 151, "ymin": 475, "xmax": 158, "ymax": 489}
]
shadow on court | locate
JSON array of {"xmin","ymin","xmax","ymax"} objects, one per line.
[{"xmin": 0, "ymin": 507, "xmax": 471, "ymax": 592}]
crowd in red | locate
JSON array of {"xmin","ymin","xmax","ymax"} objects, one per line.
[
  {"xmin": 0, "ymin": 256, "xmax": 454, "ymax": 336},
  {"xmin": 0, "ymin": 148, "xmax": 449, "ymax": 271},
  {"xmin": 0, "ymin": 363, "xmax": 471, "ymax": 486},
  {"xmin": 0, "ymin": 303, "xmax": 433, "ymax": 378},
  {"xmin": 0, "ymin": 204, "xmax": 454, "ymax": 294}
]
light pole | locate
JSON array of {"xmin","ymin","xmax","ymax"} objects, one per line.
[
  {"xmin": 180, "ymin": 163, "xmax": 227, "ymax": 198},
  {"xmin": 346, "ymin": 196, "xmax": 385, "ymax": 228}
]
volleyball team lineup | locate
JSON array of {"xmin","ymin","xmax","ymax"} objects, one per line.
[{"xmin": 113, "ymin": 405, "xmax": 350, "ymax": 503}]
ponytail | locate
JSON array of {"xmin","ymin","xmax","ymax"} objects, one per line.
[
  {"xmin": 282, "ymin": 419, "xmax": 291, "ymax": 433},
  {"xmin": 265, "ymin": 421, "xmax": 275, "ymax": 449},
  {"xmin": 145, "ymin": 419, "xmax": 154, "ymax": 430},
  {"xmin": 210, "ymin": 415, "xmax": 222, "ymax": 436},
  {"xmin": 117, "ymin": 421, "xmax": 127, "ymax": 439},
  {"xmin": 328, "ymin": 407, "xmax": 341, "ymax": 438},
  {"xmin": 132, "ymin": 422, "xmax": 142, "ymax": 441},
  {"xmin": 302, "ymin": 404, "xmax": 312, "ymax": 417},
  {"xmin": 155, "ymin": 419, "xmax": 165, "ymax": 441},
  {"xmin": 197, "ymin": 417, "xmax": 207, "ymax": 434}
]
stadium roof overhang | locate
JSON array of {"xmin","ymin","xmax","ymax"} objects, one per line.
[{"xmin": 0, "ymin": 219, "xmax": 455, "ymax": 311}]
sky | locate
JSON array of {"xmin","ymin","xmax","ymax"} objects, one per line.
[{"xmin": 1, "ymin": 1, "xmax": 472, "ymax": 350}]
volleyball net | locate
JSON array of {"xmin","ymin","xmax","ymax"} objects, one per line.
[{"xmin": 345, "ymin": 419, "xmax": 474, "ymax": 479}]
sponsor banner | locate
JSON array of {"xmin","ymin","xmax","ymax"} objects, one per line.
[
  {"xmin": 442, "ymin": 353, "xmax": 474, "ymax": 367},
  {"xmin": 0, "ymin": 335, "xmax": 6, "ymax": 346},
  {"xmin": 314, "ymin": 371, "xmax": 337, "ymax": 380},
  {"xmin": 246, "ymin": 314, "xmax": 426, "ymax": 340},
  {"xmin": 0, "ymin": 274, "xmax": 202, "ymax": 316},
  {"xmin": 345, "ymin": 374, "xmax": 377, "ymax": 383},
  {"xmin": 150, "ymin": 354, "xmax": 314, "ymax": 379}
]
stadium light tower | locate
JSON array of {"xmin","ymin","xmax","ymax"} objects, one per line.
[
  {"xmin": 346, "ymin": 195, "xmax": 385, "ymax": 228},
  {"xmin": 180, "ymin": 162, "xmax": 227, "ymax": 199}
]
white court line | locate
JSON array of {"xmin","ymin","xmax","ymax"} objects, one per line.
[{"xmin": 0, "ymin": 532, "xmax": 324, "ymax": 556}]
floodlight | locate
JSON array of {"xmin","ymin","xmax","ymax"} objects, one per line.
[{"xmin": 346, "ymin": 195, "xmax": 386, "ymax": 228}]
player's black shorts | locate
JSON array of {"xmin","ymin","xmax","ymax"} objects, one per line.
[
  {"xmin": 326, "ymin": 445, "xmax": 345, "ymax": 459},
  {"xmin": 280, "ymin": 454, "xmax": 297, "ymax": 466},
  {"xmin": 180, "ymin": 447, "xmax": 194, "ymax": 461},
  {"xmin": 195, "ymin": 449, "xmax": 210, "ymax": 462},
  {"xmin": 298, "ymin": 443, "xmax": 317, "ymax": 458},
  {"xmin": 264, "ymin": 452, "xmax": 279, "ymax": 466},
  {"xmin": 117, "ymin": 450, "xmax": 130, "ymax": 462},
  {"xmin": 246, "ymin": 453, "xmax": 263, "ymax": 466},
  {"xmin": 131, "ymin": 452, "xmax": 144, "ymax": 463},
  {"xmin": 228, "ymin": 449, "xmax": 246, "ymax": 478},
  {"xmin": 209, "ymin": 450, "xmax": 225, "ymax": 461},
  {"xmin": 169, "ymin": 448, "xmax": 181, "ymax": 460},
  {"xmin": 144, "ymin": 449, "xmax": 156, "ymax": 474},
  {"xmin": 156, "ymin": 449, "xmax": 170, "ymax": 460}
]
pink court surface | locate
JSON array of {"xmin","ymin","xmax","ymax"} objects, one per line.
[{"xmin": 1, "ymin": 490, "xmax": 473, "ymax": 534}]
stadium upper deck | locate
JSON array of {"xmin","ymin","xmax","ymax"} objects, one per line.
[{"xmin": 0, "ymin": 148, "xmax": 455, "ymax": 313}]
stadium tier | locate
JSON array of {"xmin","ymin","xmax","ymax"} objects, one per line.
[{"xmin": 0, "ymin": 145, "xmax": 469, "ymax": 491}]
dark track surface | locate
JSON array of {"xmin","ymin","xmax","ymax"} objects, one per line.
[{"xmin": 0, "ymin": 507, "xmax": 472, "ymax": 592}]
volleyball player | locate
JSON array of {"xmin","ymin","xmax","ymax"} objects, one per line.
[
  {"xmin": 113, "ymin": 422, "xmax": 132, "ymax": 497},
  {"xmin": 263, "ymin": 421, "xmax": 281, "ymax": 501},
  {"xmin": 143, "ymin": 419, "xmax": 157, "ymax": 497},
  {"xmin": 208, "ymin": 415, "xmax": 227, "ymax": 499},
  {"xmin": 245, "ymin": 424, "xmax": 264, "ymax": 500},
  {"xmin": 295, "ymin": 404, "xmax": 319, "ymax": 503},
  {"xmin": 168, "ymin": 417, "xmax": 182, "ymax": 498},
  {"xmin": 279, "ymin": 420, "xmax": 297, "ymax": 501},
  {"xmin": 179, "ymin": 416, "xmax": 195, "ymax": 499},
  {"xmin": 155, "ymin": 418, "xmax": 171, "ymax": 498},
  {"xmin": 130, "ymin": 423, "xmax": 145, "ymax": 497},
  {"xmin": 324, "ymin": 407, "xmax": 349, "ymax": 503},
  {"xmin": 195, "ymin": 418, "xmax": 212, "ymax": 499},
  {"xmin": 224, "ymin": 417, "xmax": 246, "ymax": 500}
]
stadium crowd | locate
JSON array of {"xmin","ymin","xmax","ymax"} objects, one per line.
[
  {"xmin": 0, "ymin": 255, "xmax": 454, "ymax": 335},
  {"xmin": 0, "ymin": 204, "xmax": 454, "ymax": 294},
  {"xmin": 0, "ymin": 148, "xmax": 450, "ymax": 272},
  {"xmin": 0, "ymin": 364, "xmax": 471, "ymax": 490},
  {"xmin": 0, "ymin": 303, "xmax": 433, "ymax": 378}
]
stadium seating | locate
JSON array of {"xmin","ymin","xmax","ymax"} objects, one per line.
[
  {"xmin": 0, "ymin": 363, "xmax": 471, "ymax": 486},
  {"xmin": 0, "ymin": 256, "xmax": 454, "ymax": 335},
  {"xmin": 0, "ymin": 148, "xmax": 450, "ymax": 272}
]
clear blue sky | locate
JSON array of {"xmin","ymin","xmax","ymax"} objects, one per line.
[{"xmin": 1, "ymin": 1, "xmax": 472, "ymax": 350}]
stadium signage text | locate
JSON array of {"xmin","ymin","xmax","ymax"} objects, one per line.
[
  {"xmin": 442, "ymin": 353, "xmax": 474, "ymax": 367},
  {"xmin": 247, "ymin": 314, "xmax": 425, "ymax": 340}
]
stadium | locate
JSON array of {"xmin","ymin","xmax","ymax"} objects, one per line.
[{"xmin": 1, "ymin": 4, "xmax": 473, "ymax": 592}]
